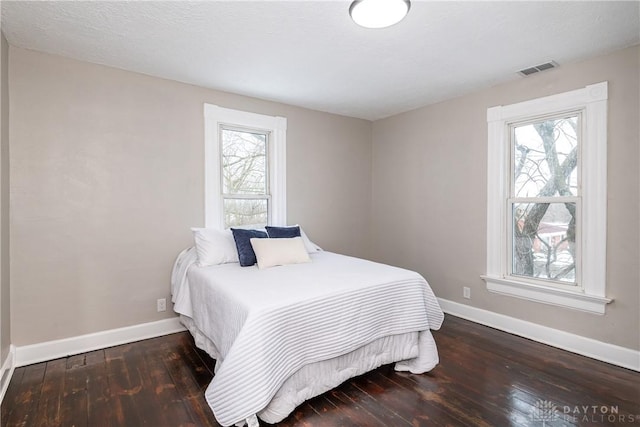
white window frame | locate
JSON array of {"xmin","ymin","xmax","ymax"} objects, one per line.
[
  {"xmin": 204, "ymin": 104, "xmax": 287, "ymax": 229},
  {"xmin": 482, "ymin": 82, "xmax": 611, "ymax": 314}
]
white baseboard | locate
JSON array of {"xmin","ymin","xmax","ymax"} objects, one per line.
[
  {"xmin": 437, "ymin": 298, "xmax": 640, "ymax": 372},
  {"xmin": 15, "ymin": 317, "xmax": 186, "ymax": 368},
  {"xmin": 0, "ymin": 345, "xmax": 16, "ymax": 404}
]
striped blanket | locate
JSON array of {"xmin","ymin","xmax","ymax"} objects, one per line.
[{"xmin": 173, "ymin": 250, "xmax": 443, "ymax": 426}]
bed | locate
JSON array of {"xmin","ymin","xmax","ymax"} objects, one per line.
[{"xmin": 171, "ymin": 241, "xmax": 444, "ymax": 427}]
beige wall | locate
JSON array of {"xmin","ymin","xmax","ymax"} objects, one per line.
[
  {"xmin": 372, "ymin": 45, "xmax": 640, "ymax": 350},
  {"xmin": 7, "ymin": 42, "xmax": 639, "ymax": 352},
  {"xmin": 9, "ymin": 47, "xmax": 372, "ymax": 346},
  {"xmin": 0, "ymin": 33, "xmax": 9, "ymax": 363}
]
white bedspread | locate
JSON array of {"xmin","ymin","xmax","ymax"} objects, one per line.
[{"xmin": 172, "ymin": 249, "xmax": 444, "ymax": 427}]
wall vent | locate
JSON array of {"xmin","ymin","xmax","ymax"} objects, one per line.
[{"xmin": 518, "ymin": 61, "xmax": 558, "ymax": 77}]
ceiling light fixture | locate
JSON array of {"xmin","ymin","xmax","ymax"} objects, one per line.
[{"xmin": 349, "ymin": 0, "xmax": 411, "ymax": 29}]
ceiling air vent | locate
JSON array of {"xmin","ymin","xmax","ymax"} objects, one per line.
[{"xmin": 518, "ymin": 61, "xmax": 558, "ymax": 77}]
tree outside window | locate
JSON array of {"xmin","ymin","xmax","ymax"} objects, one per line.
[
  {"xmin": 221, "ymin": 127, "xmax": 269, "ymax": 228},
  {"xmin": 510, "ymin": 115, "xmax": 579, "ymax": 285}
]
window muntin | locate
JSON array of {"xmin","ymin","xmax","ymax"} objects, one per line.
[{"xmin": 507, "ymin": 114, "xmax": 581, "ymax": 287}]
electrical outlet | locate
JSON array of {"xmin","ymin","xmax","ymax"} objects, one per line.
[
  {"xmin": 463, "ymin": 287, "xmax": 471, "ymax": 299},
  {"xmin": 157, "ymin": 298, "xmax": 166, "ymax": 312}
]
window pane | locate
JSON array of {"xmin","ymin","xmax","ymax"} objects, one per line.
[
  {"xmin": 512, "ymin": 202, "xmax": 576, "ymax": 284},
  {"xmin": 512, "ymin": 116, "xmax": 578, "ymax": 197},
  {"xmin": 222, "ymin": 128, "xmax": 267, "ymax": 195},
  {"xmin": 224, "ymin": 198, "xmax": 268, "ymax": 228}
]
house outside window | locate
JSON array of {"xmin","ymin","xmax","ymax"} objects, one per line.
[
  {"xmin": 482, "ymin": 82, "xmax": 611, "ymax": 314},
  {"xmin": 204, "ymin": 104, "xmax": 287, "ymax": 229}
]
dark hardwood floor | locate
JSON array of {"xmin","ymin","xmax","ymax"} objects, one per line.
[{"xmin": 2, "ymin": 315, "xmax": 639, "ymax": 426}]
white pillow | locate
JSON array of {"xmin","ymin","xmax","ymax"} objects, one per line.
[
  {"xmin": 250, "ymin": 237, "xmax": 311, "ymax": 269},
  {"xmin": 299, "ymin": 227, "xmax": 322, "ymax": 253},
  {"xmin": 191, "ymin": 228, "xmax": 239, "ymax": 266}
]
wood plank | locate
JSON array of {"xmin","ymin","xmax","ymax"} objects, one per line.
[
  {"xmin": 137, "ymin": 336, "xmax": 196, "ymax": 426},
  {"xmin": 172, "ymin": 333, "xmax": 215, "ymax": 391},
  {"xmin": 0, "ymin": 367, "xmax": 25, "ymax": 424},
  {"xmin": 32, "ymin": 357, "xmax": 66, "ymax": 427},
  {"xmin": 323, "ymin": 387, "xmax": 388, "ymax": 427},
  {"xmin": 60, "ymin": 358, "xmax": 89, "ymax": 427},
  {"xmin": 277, "ymin": 401, "xmax": 330, "ymax": 427},
  {"xmin": 105, "ymin": 342, "xmax": 161, "ymax": 427},
  {"xmin": 335, "ymin": 379, "xmax": 411, "ymax": 426},
  {"xmin": 4, "ymin": 362, "xmax": 46, "ymax": 426},
  {"xmin": 160, "ymin": 335, "xmax": 220, "ymax": 427},
  {"xmin": 84, "ymin": 350, "xmax": 114, "ymax": 427},
  {"xmin": 305, "ymin": 395, "xmax": 360, "ymax": 427}
]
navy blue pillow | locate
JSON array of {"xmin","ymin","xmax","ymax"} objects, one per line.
[
  {"xmin": 231, "ymin": 228, "xmax": 268, "ymax": 267},
  {"xmin": 265, "ymin": 225, "xmax": 301, "ymax": 239}
]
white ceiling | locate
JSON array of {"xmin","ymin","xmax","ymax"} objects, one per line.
[{"xmin": 1, "ymin": 1, "xmax": 639, "ymax": 120}]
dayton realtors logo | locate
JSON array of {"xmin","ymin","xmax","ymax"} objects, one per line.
[
  {"xmin": 530, "ymin": 400, "xmax": 640, "ymax": 424},
  {"xmin": 530, "ymin": 400, "xmax": 559, "ymax": 425}
]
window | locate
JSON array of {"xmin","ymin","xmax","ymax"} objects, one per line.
[
  {"xmin": 204, "ymin": 104, "xmax": 286, "ymax": 229},
  {"xmin": 509, "ymin": 114, "xmax": 580, "ymax": 285},
  {"xmin": 221, "ymin": 126, "xmax": 269, "ymax": 227},
  {"xmin": 482, "ymin": 82, "xmax": 611, "ymax": 314}
]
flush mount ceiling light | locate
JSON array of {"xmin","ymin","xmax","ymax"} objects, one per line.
[{"xmin": 349, "ymin": 0, "xmax": 411, "ymax": 29}]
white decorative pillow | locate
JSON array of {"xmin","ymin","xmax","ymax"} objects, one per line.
[
  {"xmin": 191, "ymin": 228, "xmax": 239, "ymax": 266},
  {"xmin": 249, "ymin": 237, "xmax": 312, "ymax": 269},
  {"xmin": 300, "ymin": 227, "xmax": 322, "ymax": 253}
]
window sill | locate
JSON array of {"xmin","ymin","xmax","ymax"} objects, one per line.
[{"xmin": 481, "ymin": 275, "xmax": 612, "ymax": 315}]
